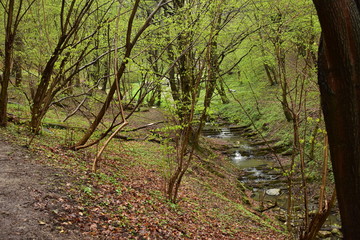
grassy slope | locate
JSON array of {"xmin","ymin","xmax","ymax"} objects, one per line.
[
  {"xmin": 3, "ymin": 95, "xmax": 287, "ymax": 239},
  {"xmin": 211, "ymin": 71, "xmax": 323, "ymax": 155}
]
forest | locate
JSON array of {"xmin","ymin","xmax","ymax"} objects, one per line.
[{"xmin": 1, "ymin": 0, "xmax": 360, "ymax": 239}]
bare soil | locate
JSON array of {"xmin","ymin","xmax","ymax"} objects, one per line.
[{"xmin": 0, "ymin": 135, "xmax": 83, "ymax": 240}]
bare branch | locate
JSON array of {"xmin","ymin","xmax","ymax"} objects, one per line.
[
  {"xmin": 126, "ymin": 0, "xmax": 141, "ymax": 49},
  {"xmin": 220, "ymin": 45, "xmax": 255, "ymax": 77},
  {"xmin": 60, "ymin": 0, "xmax": 65, "ymax": 33},
  {"xmin": 63, "ymin": 97, "xmax": 87, "ymax": 122},
  {"xmin": 14, "ymin": 0, "xmax": 36, "ymax": 28},
  {"xmin": 0, "ymin": 0, "xmax": 7, "ymax": 12}
]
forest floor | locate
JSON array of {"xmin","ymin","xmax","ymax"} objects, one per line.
[
  {"xmin": 0, "ymin": 108, "xmax": 287, "ymax": 240},
  {"xmin": 0, "ymin": 136, "xmax": 82, "ymax": 239}
]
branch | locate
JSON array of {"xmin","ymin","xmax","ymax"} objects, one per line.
[
  {"xmin": 60, "ymin": 0, "xmax": 65, "ymax": 33},
  {"xmin": 14, "ymin": 0, "xmax": 36, "ymax": 29},
  {"xmin": 63, "ymin": 97, "xmax": 87, "ymax": 122},
  {"xmin": 126, "ymin": 0, "xmax": 141, "ymax": 49},
  {"xmin": 220, "ymin": 45, "xmax": 255, "ymax": 77},
  {"xmin": 63, "ymin": 0, "xmax": 76, "ymax": 34},
  {"xmin": 13, "ymin": 0, "xmax": 23, "ymax": 28},
  {"xmin": 124, "ymin": 121, "xmax": 164, "ymax": 132},
  {"xmin": 0, "ymin": 0, "xmax": 7, "ymax": 12},
  {"xmin": 92, "ymin": 122, "xmax": 128, "ymax": 172},
  {"xmin": 224, "ymin": 81, "xmax": 289, "ymax": 181},
  {"xmin": 78, "ymin": 45, "xmax": 125, "ymax": 72},
  {"xmin": 131, "ymin": 0, "xmax": 168, "ymax": 46}
]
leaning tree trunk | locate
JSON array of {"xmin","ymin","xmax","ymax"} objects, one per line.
[{"xmin": 313, "ymin": 0, "xmax": 360, "ymax": 238}]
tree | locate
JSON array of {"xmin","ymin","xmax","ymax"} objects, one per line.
[
  {"xmin": 0, "ymin": 0, "xmax": 34, "ymax": 126},
  {"xmin": 29, "ymin": 0, "xmax": 99, "ymax": 133},
  {"xmin": 74, "ymin": 0, "xmax": 167, "ymax": 149},
  {"xmin": 313, "ymin": 0, "xmax": 360, "ymax": 238}
]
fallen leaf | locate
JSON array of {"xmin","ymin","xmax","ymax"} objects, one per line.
[{"xmin": 90, "ymin": 223, "xmax": 98, "ymax": 231}]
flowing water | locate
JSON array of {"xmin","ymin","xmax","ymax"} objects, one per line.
[
  {"xmin": 203, "ymin": 125, "xmax": 342, "ymax": 239},
  {"xmin": 202, "ymin": 126, "xmax": 283, "ymax": 192}
]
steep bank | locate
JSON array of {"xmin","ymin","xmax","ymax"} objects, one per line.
[{"xmin": 0, "ymin": 108, "xmax": 287, "ymax": 239}]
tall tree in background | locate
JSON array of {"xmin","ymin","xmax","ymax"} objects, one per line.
[
  {"xmin": 29, "ymin": 0, "xmax": 97, "ymax": 133},
  {"xmin": 74, "ymin": 0, "xmax": 166, "ymax": 149},
  {"xmin": 0, "ymin": 0, "xmax": 34, "ymax": 126},
  {"xmin": 313, "ymin": 0, "xmax": 360, "ymax": 238}
]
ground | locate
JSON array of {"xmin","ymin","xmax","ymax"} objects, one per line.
[
  {"xmin": 0, "ymin": 136, "xmax": 82, "ymax": 240},
  {"xmin": 0, "ymin": 108, "xmax": 287, "ymax": 239}
]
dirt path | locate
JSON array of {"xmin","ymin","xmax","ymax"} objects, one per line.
[{"xmin": 0, "ymin": 136, "xmax": 82, "ymax": 240}]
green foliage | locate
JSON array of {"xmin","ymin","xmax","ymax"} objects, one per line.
[
  {"xmin": 0, "ymin": 0, "xmax": 332, "ymax": 237},
  {"xmin": 82, "ymin": 185, "xmax": 94, "ymax": 195}
]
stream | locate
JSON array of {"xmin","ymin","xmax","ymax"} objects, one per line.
[
  {"xmin": 203, "ymin": 125, "xmax": 342, "ymax": 239},
  {"xmin": 202, "ymin": 126, "xmax": 285, "ymax": 202}
]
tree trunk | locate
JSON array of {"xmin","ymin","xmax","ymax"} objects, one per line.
[
  {"xmin": 13, "ymin": 56, "xmax": 22, "ymax": 87},
  {"xmin": 30, "ymin": 49, "xmax": 61, "ymax": 132},
  {"xmin": 101, "ymin": 59, "xmax": 110, "ymax": 91},
  {"xmin": 147, "ymin": 49, "xmax": 161, "ymax": 106},
  {"xmin": 204, "ymin": 7, "xmax": 221, "ymax": 110},
  {"xmin": 313, "ymin": 0, "xmax": 360, "ymax": 238},
  {"xmin": 0, "ymin": 0, "xmax": 15, "ymax": 127},
  {"xmin": 74, "ymin": 62, "xmax": 124, "ymax": 148},
  {"xmin": 73, "ymin": 0, "xmax": 165, "ymax": 148},
  {"xmin": 263, "ymin": 63, "xmax": 277, "ymax": 85},
  {"xmin": 216, "ymin": 79, "xmax": 230, "ymax": 104},
  {"xmin": 13, "ymin": 35, "xmax": 23, "ymax": 87}
]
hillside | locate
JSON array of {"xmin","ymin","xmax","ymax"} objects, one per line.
[{"xmin": 0, "ymin": 108, "xmax": 286, "ymax": 239}]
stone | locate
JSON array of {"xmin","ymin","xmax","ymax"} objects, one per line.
[{"xmin": 265, "ymin": 188, "xmax": 281, "ymax": 196}]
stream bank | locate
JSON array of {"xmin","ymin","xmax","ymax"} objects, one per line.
[{"xmin": 202, "ymin": 124, "xmax": 342, "ymax": 239}]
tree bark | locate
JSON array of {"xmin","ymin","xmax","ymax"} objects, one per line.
[
  {"xmin": 313, "ymin": 0, "xmax": 360, "ymax": 238},
  {"xmin": 13, "ymin": 35, "xmax": 23, "ymax": 87},
  {"xmin": 0, "ymin": 0, "xmax": 15, "ymax": 127},
  {"xmin": 216, "ymin": 79, "xmax": 230, "ymax": 104},
  {"xmin": 13, "ymin": 56, "xmax": 22, "ymax": 87}
]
